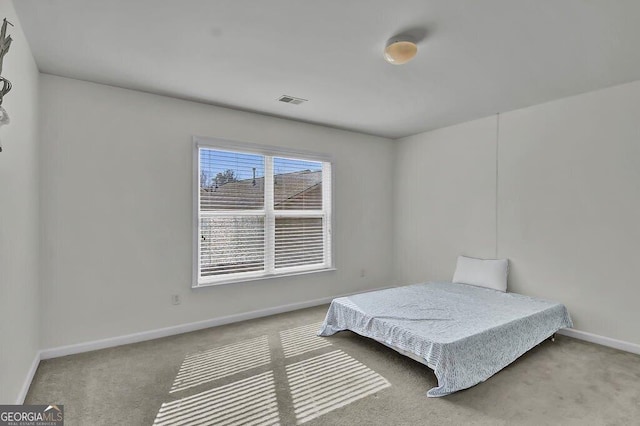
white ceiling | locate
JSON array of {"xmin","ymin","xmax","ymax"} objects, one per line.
[{"xmin": 14, "ymin": 0, "xmax": 640, "ymax": 139}]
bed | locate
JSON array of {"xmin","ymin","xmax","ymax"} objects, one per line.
[{"xmin": 318, "ymin": 282, "xmax": 573, "ymax": 397}]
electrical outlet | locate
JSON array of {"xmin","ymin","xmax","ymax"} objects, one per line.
[
  {"xmin": 171, "ymin": 294, "xmax": 181, "ymax": 305},
  {"xmin": 360, "ymin": 269, "xmax": 366, "ymax": 278}
]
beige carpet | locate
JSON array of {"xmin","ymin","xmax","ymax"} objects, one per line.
[{"xmin": 26, "ymin": 305, "xmax": 640, "ymax": 425}]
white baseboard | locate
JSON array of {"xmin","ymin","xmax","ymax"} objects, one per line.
[
  {"xmin": 16, "ymin": 351, "xmax": 41, "ymax": 404},
  {"xmin": 41, "ymin": 296, "xmax": 331, "ymax": 359},
  {"xmin": 558, "ymin": 328, "xmax": 640, "ymax": 355},
  {"xmin": 41, "ymin": 287, "xmax": 392, "ymax": 360}
]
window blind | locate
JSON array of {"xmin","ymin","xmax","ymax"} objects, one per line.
[
  {"xmin": 275, "ymin": 217, "xmax": 324, "ymax": 268},
  {"xmin": 199, "ymin": 149, "xmax": 264, "ymax": 210},
  {"xmin": 273, "ymin": 157, "xmax": 322, "ymax": 210},
  {"xmin": 200, "ymin": 216, "xmax": 265, "ymax": 276},
  {"xmin": 196, "ymin": 146, "xmax": 332, "ymax": 286}
]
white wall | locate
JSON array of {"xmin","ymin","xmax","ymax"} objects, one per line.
[
  {"xmin": 394, "ymin": 117, "xmax": 497, "ymax": 285},
  {"xmin": 394, "ymin": 80, "xmax": 640, "ymax": 345},
  {"xmin": 498, "ymin": 81, "xmax": 640, "ymax": 344},
  {"xmin": 0, "ymin": 1, "xmax": 40, "ymax": 403},
  {"xmin": 39, "ymin": 74, "xmax": 394, "ymax": 349}
]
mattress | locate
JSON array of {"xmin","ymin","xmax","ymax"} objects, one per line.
[{"xmin": 318, "ymin": 282, "xmax": 573, "ymax": 397}]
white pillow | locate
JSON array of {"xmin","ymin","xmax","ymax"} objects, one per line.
[{"xmin": 452, "ymin": 255, "xmax": 509, "ymax": 292}]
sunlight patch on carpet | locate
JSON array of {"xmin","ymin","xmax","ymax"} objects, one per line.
[
  {"xmin": 279, "ymin": 322, "xmax": 331, "ymax": 358},
  {"xmin": 171, "ymin": 335, "xmax": 271, "ymax": 393},
  {"xmin": 286, "ymin": 350, "xmax": 390, "ymax": 424},
  {"xmin": 155, "ymin": 371, "xmax": 280, "ymax": 426}
]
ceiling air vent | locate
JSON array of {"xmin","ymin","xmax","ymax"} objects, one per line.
[{"xmin": 278, "ymin": 95, "xmax": 307, "ymax": 105}]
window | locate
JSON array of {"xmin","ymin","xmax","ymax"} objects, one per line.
[{"xmin": 194, "ymin": 140, "xmax": 333, "ymax": 286}]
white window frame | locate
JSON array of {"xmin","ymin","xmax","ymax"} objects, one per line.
[{"xmin": 192, "ymin": 136, "xmax": 335, "ymax": 288}]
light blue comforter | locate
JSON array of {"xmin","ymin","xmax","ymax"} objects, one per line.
[{"xmin": 318, "ymin": 282, "xmax": 573, "ymax": 397}]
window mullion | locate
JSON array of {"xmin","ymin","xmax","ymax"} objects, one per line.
[
  {"xmin": 264, "ymin": 156, "xmax": 275, "ymax": 273},
  {"xmin": 322, "ymin": 162, "xmax": 332, "ymax": 268}
]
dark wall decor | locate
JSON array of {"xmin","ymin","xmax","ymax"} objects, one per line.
[{"xmin": 0, "ymin": 18, "xmax": 13, "ymax": 152}]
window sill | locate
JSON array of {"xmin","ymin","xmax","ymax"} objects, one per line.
[{"xmin": 193, "ymin": 267, "xmax": 337, "ymax": 288}]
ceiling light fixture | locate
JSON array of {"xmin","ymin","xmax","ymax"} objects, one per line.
[{"xmin": 384, "ymin": 37, "xmax": 418, "ymax": 65}]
